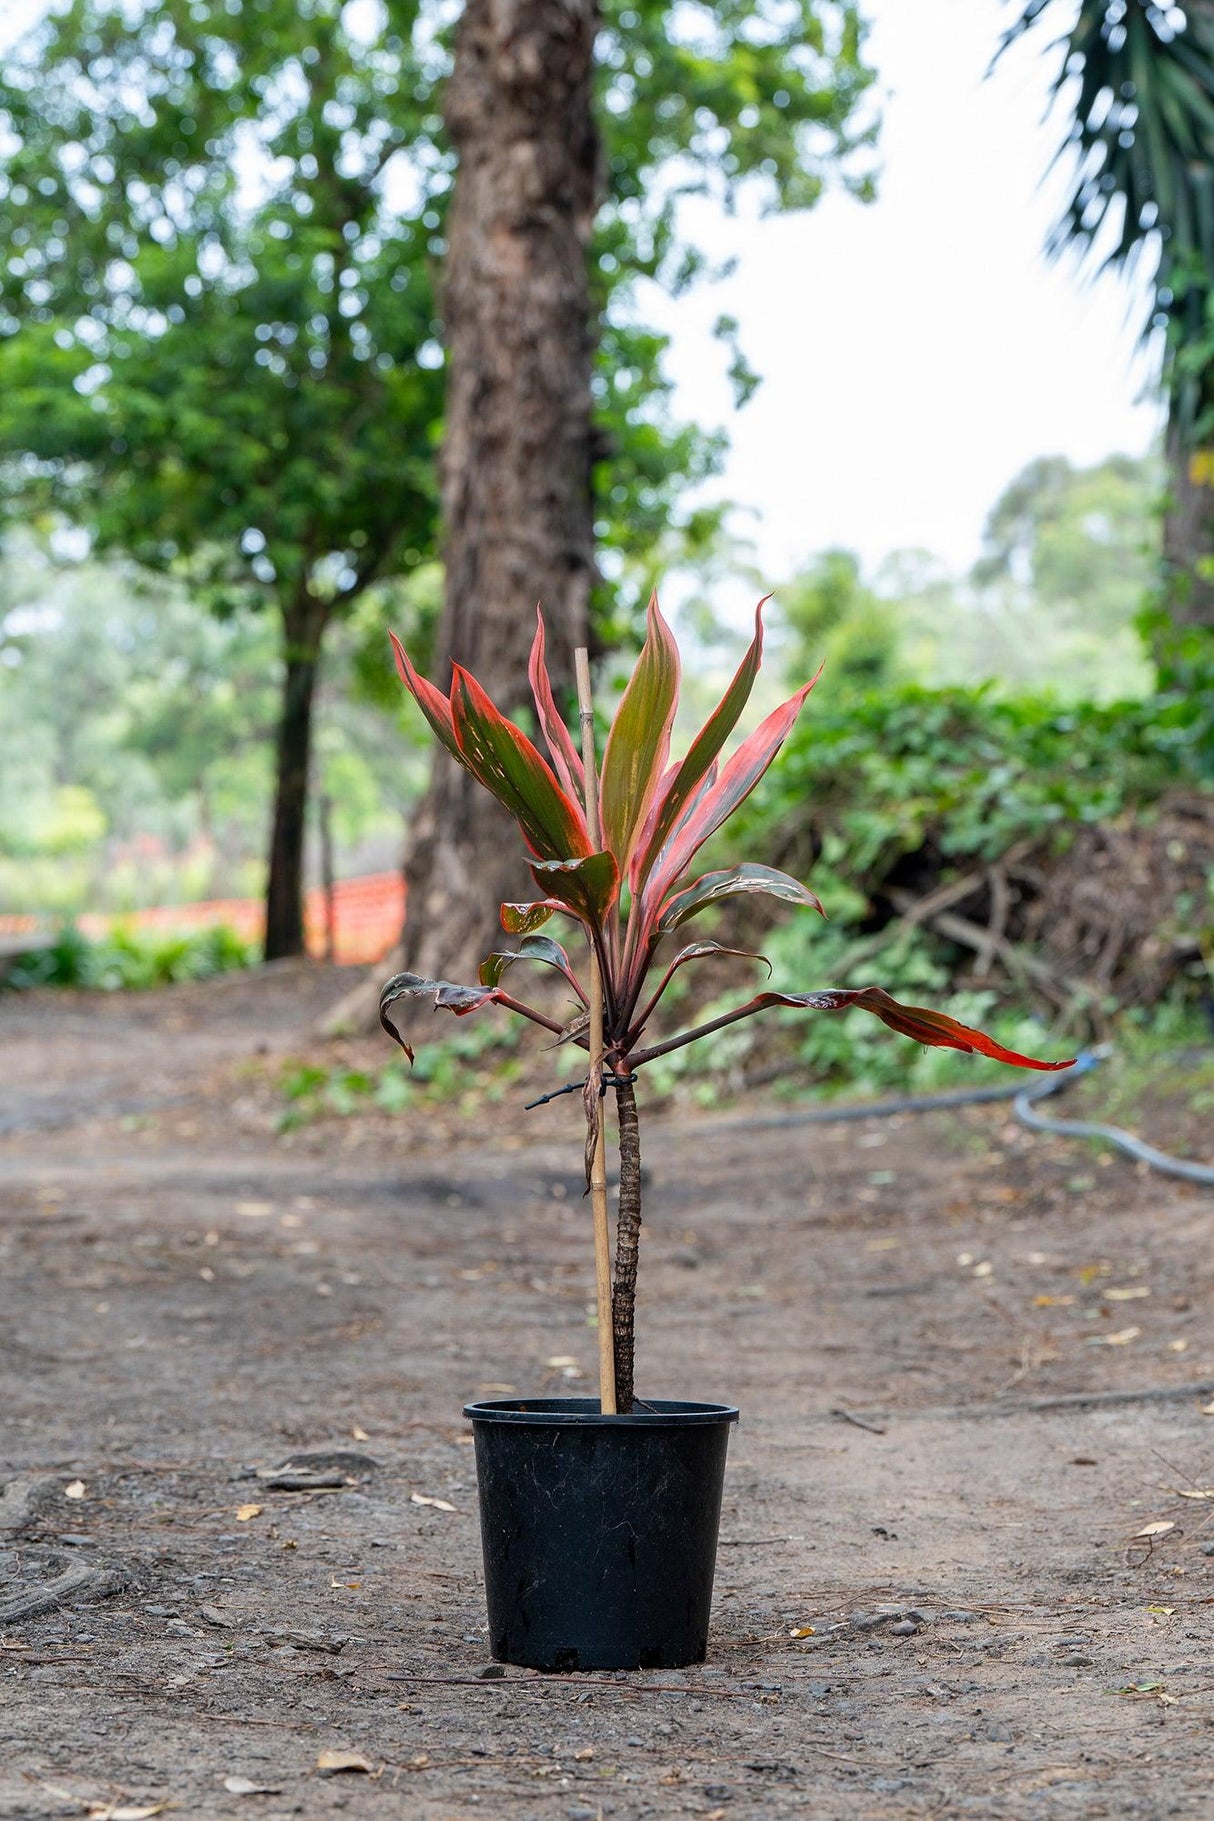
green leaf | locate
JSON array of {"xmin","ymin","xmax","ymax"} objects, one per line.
[
  {"xmin": 529, "ymin": 850, "xmax": 620, "ymax": 929},
  {"xmin": 451, "ymin": 665, "xmax": 593, "ymax": 862},
  {"xmin": 478, "ymin": 935, "xmax": 586, "ymax": 1000},
  {"xmin": 599, "ymin": 591, "xmax": 680, "ymax": 867},
  {"xmin": 500, "ymin": 900, "xmax": 561, "ymax": 935},
  {"xmin": 629, "ymin": 597, "xmax": 768, "ymax": 893},
  {"xmin": 657, "ymin": 864, "xmax": 825, "ymax": 933}
]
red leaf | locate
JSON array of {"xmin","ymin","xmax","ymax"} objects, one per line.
[
  {"xmin": 379, "ymin": 971, "xmax": 502, "ymax": 1062},
  {"xmin": 450, "ymin": 665, "xmax": 592, "ymax": 861},
  {"xmin": 529, "ymin": 608, "xmax": 585, "ymax": 806},
  {"xmin": 628, "ymin": 983, "xmax": 1076, "ymax": 1072},
  {"xmin": 750, "ymin": 986, "xmax": 1075, "ymax": 1069},
  {"xmin": 599, "ymin": 591, "xmax": 680, "ymax": 870},
  {"xmin": 629, "ymin": 597, "xmax": 768, "ymax": 895},
  {"xmin": 389, "ymin": 631, "xmax": 462, "ymax": 762},
  {"xmin": 643, "ymin": 664, "xmax": 822, "ymax": 908}
]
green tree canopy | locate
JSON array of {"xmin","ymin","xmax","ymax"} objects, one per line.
[
  {"xmin": 0, "ymin": 0, "xmax": 876, "ymax": 946},
  {"xmin": 998, "ymin": 1, "xmax": 1214, "ymax": 630}
]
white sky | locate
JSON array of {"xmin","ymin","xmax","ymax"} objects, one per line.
[
  {"xmin": 1, "ymin": 0, "xmax": 1163, "ymax": 582},
  {"xmin": 657, "ymin": 0, "xmax": 1163, "ymax": 581}
]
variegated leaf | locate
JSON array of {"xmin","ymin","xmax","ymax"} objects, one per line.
[{"xmin": 657, "ymin": 864, "xmax": 825, "ymax": 933}]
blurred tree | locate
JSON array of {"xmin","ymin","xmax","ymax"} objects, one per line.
[
  {"xmin": 0, "ymin": 0, "xmax": 875, "ymax": 966},
  {"xmin": 972, "ymin": 451, "xmax": 1159, "ymax": 626},
  {"xmin": 779, "ymin": 546, "xmax": 900, "ymax": 689},
  {"xmin": 0, "ymin": 0, "xmax": 446, "ymax": 955},
  {"xmin": 402, "ymin": 0, "xmax": 879, "ymax": 977},
  {"xmin": 998, "ymin": 1, "xmax": 1214, "ymax": 631}
]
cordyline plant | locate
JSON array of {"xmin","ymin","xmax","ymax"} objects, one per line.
[{"xmin": 380, "ymin": 596, "xmax": 1072, "ymax": 1413}]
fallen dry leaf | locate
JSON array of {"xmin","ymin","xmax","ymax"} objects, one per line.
[
  {"xmin": 64, "ymin": 1480, "xmax": 86, "ymax": 1501},
  {"xmin": 1133, "ymin": 1521, "xmax": 1176, "ymax": 1539},
  {"xmin": 235, "ymin": 1201, "xmax": 274, "ymax": 1217},
  {"xmin": 410, "ymin": 1492, "xmax": 457, "ymax": 1512},
  {"xmin": 545, "ymin": 1355, "xmax": 580, "ymax": 1369},
  {"xmin": 1086, "ymin": 1327, "xmax": 1140, "ymax": 1347},
  {"xmin": 788, "ymin": 1625, "xmax": 816, "ymax": 1638},
  {"xmin": 235, "ymin": 1503, "xmax": 262, "ymax": 1522},
  {"xmin": 1105, "ymin": 1286, "xmax": 1150, "ymax": 1301},
  {"xmin": 572, "ymin": 1746, "xmax": 594, "ymax": 1761},
  {"xmin": 1173, "ymin": 1488, "xmax": 1214, "ymax": 1501},
  {"xmin": 88, "ymin": 1806, "xmax": 168, "ymax": 1821},
  {"xmin": 1034, "ymin": 1294, "xmax": 1075, "ymax": 1307},
  {"xmin": 223, "ymin": 1774, "xmax": 282, "ymax": 1795},
  {"xmin": 1203, "ymin": 1400, "xmax": 1214, "ymax": 1416},
  {"xmin": 1146, "ymin": 1605, "xmax": 1175, "ymax": 1616},
  {"xmin": 316, "ymin": 1748, "xmax": 375, "ymax": 1777},
  {"xmin": 351, "ymin": 1426, "xmax": 370, "ymax": 1442}
]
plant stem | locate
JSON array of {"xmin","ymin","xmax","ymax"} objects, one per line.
[
  {"xmin": 575, "ymin": 647, "xmax": 617, "ymax": 1417},
  {"xmin": 612, "ymin": 1072, "xmax": 641, "ymax": 1413}
]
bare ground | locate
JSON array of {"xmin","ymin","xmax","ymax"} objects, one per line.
[{"xmin": 2, "ymin": 965, "xmax": 1214, "ymax": 1820}]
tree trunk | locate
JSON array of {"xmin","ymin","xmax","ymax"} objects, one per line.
[
  {"xmin": 612, "ymin": 1073, "xmax": 642, "ymax": 1414},
  {"xmin": 264, "ymin": 593, "xmax": 328, "ymax": 961},
  {"xmin": 1162, "ymin": 402, "xmax": 1214, "ymax": 632},
  {"xmin": 402, "ymin": 0, "xmax": 600, "ymax": 983}
]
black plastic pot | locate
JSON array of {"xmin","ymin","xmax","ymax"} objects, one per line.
[{"xmin": 463, "ymin": 1396, "xmax": 739, "ymax": 1671}]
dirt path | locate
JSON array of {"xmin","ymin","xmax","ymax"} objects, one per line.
[{"xmin": 2, "ymin": 969, "xmax": 1213, "ymax": 1819}]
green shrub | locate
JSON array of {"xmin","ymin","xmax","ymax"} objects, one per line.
[{"xmin": 4, "ymin": 922, "xmax": 257, "ymax": 991}]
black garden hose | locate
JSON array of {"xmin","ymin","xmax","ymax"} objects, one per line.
[
  {"xmin": 1012, "ymin": 1049, "xmax": 1214, "ymax": 1187},
  {"xmin": 727, "ymin": 1048, "xmax": 1214, "ymax": 1188}
]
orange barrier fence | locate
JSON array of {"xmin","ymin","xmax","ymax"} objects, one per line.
[{"xmin": 0, "ymin": 872, "xmax": 405, "ymax": 967}]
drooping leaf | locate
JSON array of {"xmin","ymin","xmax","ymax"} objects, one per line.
[
  {"xmin": 378, "ymin": 971, "xmax": 508, "ymax": 1061},
  {"xmin": 529, "ymin": 850, "xmax": 620, "ymax": 928},
  {"xmin": 643, "ymin": 664, "xmax": 823, "ymax": 906},
  {"xmin": 773, "ymin": 987, "xmax": 1075, "ymax": 1067},
  {"xmin": 500, "ymin": 900, "xmax": 562, "ymax": 935},
  {"xmin": 629, "ymin": 597, "xmax": 769, "ymax": 894},
  {"xmin": 599, "ymin": 591, "xmax": 680, "ymax": 869},
  {"xmin": 478, "ymin": 935, "xmax": 586, "ymax": 1002},
  {"xmin": 631, "ymin": 983, "xmax": 1075, "ymax": 1070},
  {"xmin": 389, "ymin": 631, "xmax": 462, "ymax": 763},
  {"xmin": 629, "ymin": 941, "xmax": 771, "ymax": 1044},
  {"xmin": 633, "ymin": 983, "xmax": 1077, "ymax": 1063},
  {"xmin": 658, "ymin": 863, "xmax": 825, "ymax": 933},
  {"xmin": 450, "ymin": 665, "xmax": 592, "ymax": 861},
  {"xmin": 528, "ymin": 608, "xmax": 585, "ymax": 806}
]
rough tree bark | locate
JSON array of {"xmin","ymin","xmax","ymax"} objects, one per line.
[
  {"xmin": 264, "ymin": 591, "xmax": 329, "ymax": 961},
  {"xmin": 1162, "ymin": 400, "xmax": 1214, "ymax": 632},
  {"xmin": 402, "ymin": 0, "xmax": 601, "ymax": 983}
]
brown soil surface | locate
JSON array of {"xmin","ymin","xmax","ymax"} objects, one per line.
[{"xmin": 3, "ymin": 966, "xmax": 1214, "ymax": 1819}]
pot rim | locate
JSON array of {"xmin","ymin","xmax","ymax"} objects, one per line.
[{"xmin": 463, "ymin": 1396, "xmax": 739, "ymax": 1427}]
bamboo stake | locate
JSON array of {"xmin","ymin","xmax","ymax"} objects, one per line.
[{"xmin": 574, "ymin": 646, "xmax": 617, "ymax": 1416}]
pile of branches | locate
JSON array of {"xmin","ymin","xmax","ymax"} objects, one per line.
[{"xmin": 861, "ymin": 790, "xmax": 1214, "ymax": 1034}]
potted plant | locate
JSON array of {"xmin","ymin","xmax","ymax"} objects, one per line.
[{"xmin": 380, "ymin": 596, "xmax": 1070, "ymax": 1671}]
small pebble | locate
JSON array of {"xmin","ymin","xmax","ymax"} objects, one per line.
[
  {"xmin": 144, "ymin": 1605, "xmax": 179, "ymax": 1618},
  {"xmin": 942, "ymin": 1610, "xmax": 978, "ymax": 1623},
  {"xmin": 1059, "ymin": 1653, "xmax": 1093, "ymax": 1667}
]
